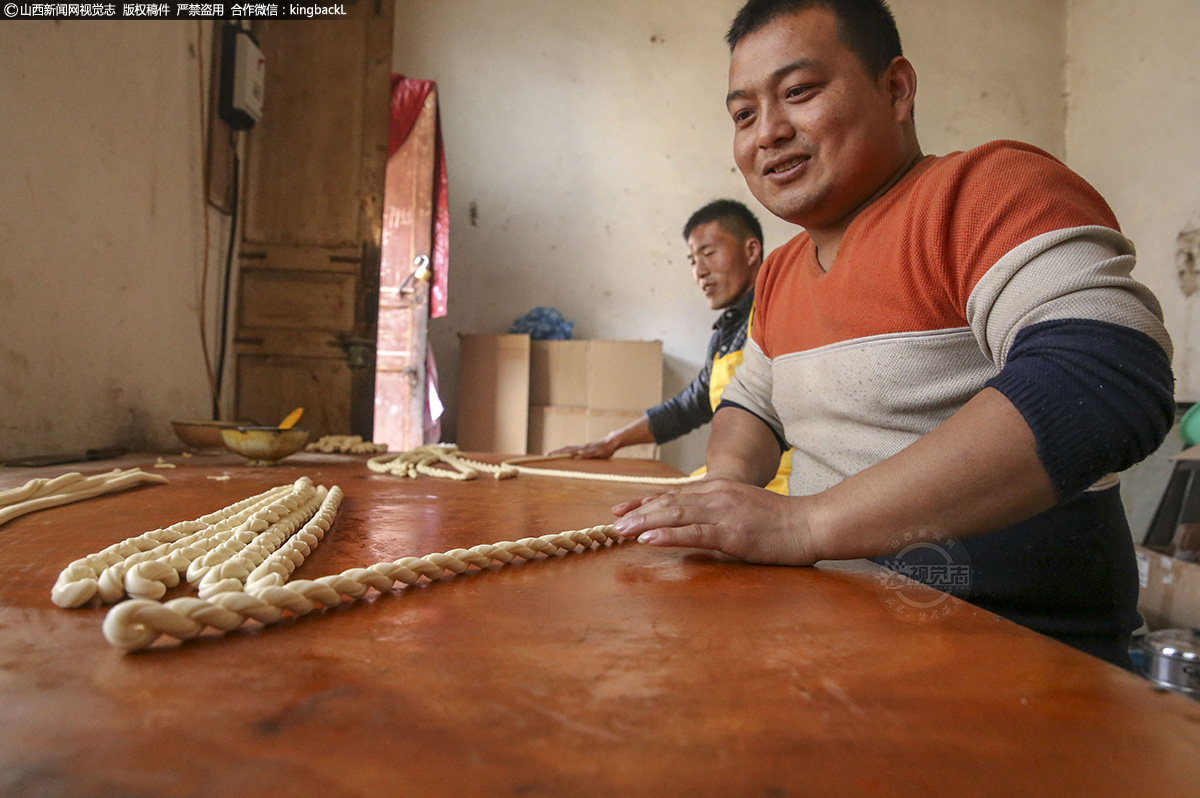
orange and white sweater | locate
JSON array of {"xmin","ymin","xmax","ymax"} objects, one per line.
[{"xmin": 722, "ymin": 141, "xmax": 1174, "ymax": 665}]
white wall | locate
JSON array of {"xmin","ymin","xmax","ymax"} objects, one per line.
[
  {"xmin": 393, "ymin": 0, "xmax": 1068, "ymax": 470},
  {"xmin": 1065, "ymin": 0, "xmax": 1200, "ymax": 535},
  {"xmin": 0, "ymin": 22, "xmax": 229, "ymax": 459},
  {"xmin": 892, "ymin": 0, "xmax": 1066, "ymax": 158},
  {"xmin": 1066, "ymin": 0, "xmax": 1200, "ymax": 399}
]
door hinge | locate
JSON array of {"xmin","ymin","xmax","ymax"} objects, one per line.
[{"xmin": 337, "ymin": 336, "xmax": 376, "ymax": 369}]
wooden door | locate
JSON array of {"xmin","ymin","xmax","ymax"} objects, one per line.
[
  {"xmin": 373, "ymin": 88, "xmax": 437, "ymax": 450},
  {"xmin": 234, "ymin": 2, "xmax": 393, "ymax": 438}
]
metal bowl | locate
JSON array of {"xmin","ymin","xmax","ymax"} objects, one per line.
[
  {"xmin": 171, "ymin": 420, "xmax": 245, "ymax": 453},
  {"xmin": 220, "ymin": 426, "xmax": 310, "ymax": 466},
  {"xmin": 1142, "ymin": 628, "xmax": 1200, "ymax": 700}
]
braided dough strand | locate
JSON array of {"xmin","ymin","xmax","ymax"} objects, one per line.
[
  {"xmin": 51, "ymin": 480, "xmax": 305, "ymax": 608},
  {"xmin": 0, "ymin": 468, "xmax": 169, "ymax": 529},
  {"xmin": 101, "ymin": 524, "xmax": 621, "ymax": 651}
]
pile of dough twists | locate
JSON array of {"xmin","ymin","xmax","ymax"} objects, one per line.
[{"xmin": 53, "ymin": 475, "xmax": 622, "ymax": 652}]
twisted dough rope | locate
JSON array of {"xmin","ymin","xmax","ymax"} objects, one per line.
[
  {"xmin": 367, "ymin": 444, "xmax": 703, "ymax": 487},
  {"xmin": 102, "ymin": 522, "xmax": 619, "ymax": 652},
  {"xmin": 367, "ymin": 443, "xmax": 513, "ymax": 481},
  {"xmin": 192, "ymin": 482, "xmax": 340, "ymax": 601},
  {"xmin": 50, "ymin": 478, "xmax": 323, "ymax": 608},
  {"xmin": 0, "ymin": 468, "xmax": 169, "ymax": 529}
]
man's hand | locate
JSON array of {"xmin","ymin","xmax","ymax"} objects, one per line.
[
  {"xmin": 610, "ymin": 479, "xmax": 818, "ymax": 565},
  {"xmin": 548, "ymin": 437, "xmax": 621, "ymax": 460}
]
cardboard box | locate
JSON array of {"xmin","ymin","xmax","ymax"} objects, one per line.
[
  {"xmin": 527, "ymin": 405, "xmax": 657, "ymax": 459},
  {"xmin": 529, "ymin": 340, "xmax": 663, "ymax": 411},
  {"xmin": 457, "ymin": 334, "xmax": 530, "ymax": 454},
  {"xmin": 459, "ymin": 335, "xmax": 663, "ymax": 458},
  {"xmin": 1136, "ymin": 544, "xmax": 1200, "ymax": 630}
]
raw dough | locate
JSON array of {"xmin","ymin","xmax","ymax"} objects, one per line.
[
  {"xmin": 51, "ymin": 480, "xmax": 302, "ymax": 607},
  {"xmin": 306, "ymin": 435, "xmax": 388, "ymax": 454},
  {"xmin": 368, "ymin": 444, "xmax": 704, "ymax": 486},
  {"xmin": 0, "ymin": 468, "xmax": 168, "ymax": 529},
  {"xmin": 101, "ymin": 522, "xmax": 618, "ymax": 652}
]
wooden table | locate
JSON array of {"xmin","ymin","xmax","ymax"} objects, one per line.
[{"xmin": 2, "ymin": 453, "xmax": 1198, "ymax": 796}]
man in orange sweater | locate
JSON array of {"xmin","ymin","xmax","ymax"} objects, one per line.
[{"xmin": 612, "ymin": 0, "xmax": 1174, "ymax": 666}]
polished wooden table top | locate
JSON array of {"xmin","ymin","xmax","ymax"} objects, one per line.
[{"xmin": 1, "ymin": 452, "xmax": 1198, "ymax": 796}]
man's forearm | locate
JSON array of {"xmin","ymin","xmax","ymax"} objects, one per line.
[
  {"xmin": 704, "ymin": 406, "xmax": 782, "ymax": 487},
  {"xmin": 613, "ymin": 387, "xmax": 1060, "ymax": 567},
  {"xmin": 606, "ymin": 415, "xmax": 656, "ymax": 451},
  {"xmin": 806, "ymin": 387, "xmax": 1057, "ymax": 560}
]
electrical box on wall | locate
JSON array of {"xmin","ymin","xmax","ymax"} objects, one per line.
[{"xmin": 218, "ymin": 24, "xmax": 265, "ymax": 130}]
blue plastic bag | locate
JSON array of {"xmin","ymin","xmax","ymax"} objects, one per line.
[{"xmin": 510, "ymin": 307, "xmax": 575, "ymax": 340}]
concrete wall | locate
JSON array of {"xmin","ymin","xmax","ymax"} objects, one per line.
[
  {"xmin": 0, "ymin": 22, "xmax": 229, "ymax": 459},
  {"xmin": 393, "ymin": 0, "xmax": 1069, "ymax": 470}
]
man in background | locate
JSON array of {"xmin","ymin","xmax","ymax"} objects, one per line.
[{"xmin": 552, "ymin": 199, "xmax": 791, "ymax": 493}]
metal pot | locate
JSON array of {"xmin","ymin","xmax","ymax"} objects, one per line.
[{"xmin": 1142, "ymin": 628, "xmax": 1200, "ymax": 700}]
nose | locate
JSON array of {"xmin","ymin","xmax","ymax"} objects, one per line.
[
  {"xmin": 755, "ymin": 100, "xmax": 793, "ymax": 150},
  {"xmin": 692, "ymin": 259, "xmax": 709, "ymax": 279}
]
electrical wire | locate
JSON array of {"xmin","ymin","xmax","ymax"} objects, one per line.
[
  {"xmin": 196, "ymin": 21, "xmax": 220, "ymax": 418},
  {"xmin": 214, "ymin": 147, "xmax": 240, "ymax": 406}
]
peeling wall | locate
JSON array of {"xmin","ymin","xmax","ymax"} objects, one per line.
[
  {"xmin": 0, "ymin": 22, "xmax": 230, "ymax": 459},
  {"xmin": 392, "ymin": 0, "xmax": 1067, "ymax": 470},
  {"xmin": 1066, "ymin": 0, "xmax": 1200, "ymax": 398}
]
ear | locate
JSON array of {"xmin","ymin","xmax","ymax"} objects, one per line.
[
  {"xmin": 885, "ymin": 56, "xmax": 917, "ymax": 125},
  {"xmin": 744, "ymin": 236, "xmax": 763, "ymax": 266}
]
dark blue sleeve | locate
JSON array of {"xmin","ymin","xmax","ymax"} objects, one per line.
[
  {"xmin": 646, "ymin": 358, "xmax": 715, "ymax": 444},
  {"xmin": 714, "ymin": 399, "xmax": 787, "ymax": 455},
  {"xmin": 986, "ymin": 318, "xmax": 1174, "ymax": 499}
]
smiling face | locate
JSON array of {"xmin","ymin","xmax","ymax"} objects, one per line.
[
  {"xmin": 687, "ymin": 220, "xmax": 761, "ymax": 310},
  {"xmin": 726, "ymin": 7, "xmax": 918, "ymax": 244}
]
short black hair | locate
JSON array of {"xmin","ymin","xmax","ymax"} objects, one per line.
[
  {"xmin": 726, "ymin": 0, "xmax": 903, "ymax": 77},
  {"xmin": 683, "ymin": 199, "xmax": 764, "ymax": 247}
]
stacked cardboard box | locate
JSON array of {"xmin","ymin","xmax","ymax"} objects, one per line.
[
  {"xmin": 1136, "ymin": 443, "xmax": 1200, "ymax": 630},
  {"xmin": 527, "ymin": 339, "xmax": 663, "ymax": 458},
  {"xmin": 458, "ymin": 334, "xmax": 663, "ymax": 459},
  {"xmin": 456, "ymin": 334, "xmax": 531, "ymax": 455},
  {"xmin": 1136, "ymin": 546, "xmax": 1200, "ymax": 630}
]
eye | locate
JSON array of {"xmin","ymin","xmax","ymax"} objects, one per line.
[
  {"xmin": 731, "ymin": 107, "xmax": 754, "ymax": 126},
  {"xmin": 786, "ymin": 85, "xmax": 814, "ymax": 100}
]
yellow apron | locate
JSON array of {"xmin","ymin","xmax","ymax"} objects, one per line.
[{"xmin": 691, "ymin": 314, "xmax": 793, "ymax": 494}]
